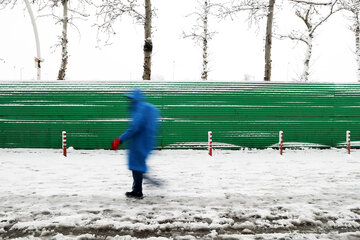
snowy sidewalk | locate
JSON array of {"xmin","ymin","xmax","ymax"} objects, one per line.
[{"xmin": 0, "ymin": 148, "xmax": 360, "ymax": 240}]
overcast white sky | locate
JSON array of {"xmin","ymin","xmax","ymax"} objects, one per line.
[{"xmin": 0, "ymin": 0, "xmax": 357, "ymax": 82}]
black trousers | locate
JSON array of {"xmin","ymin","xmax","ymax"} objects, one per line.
[{"xmin": 132, "ymin": 170, "xmax": 143, "ymax": 193}]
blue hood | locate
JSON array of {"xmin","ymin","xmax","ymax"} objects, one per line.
[{"xmin": 124, "ymin": 89, "xmax": 144, "ymax": 102}]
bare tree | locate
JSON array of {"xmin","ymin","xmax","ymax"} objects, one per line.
[
  {"xmin": 57, "ymin": 0, "xmax": 69, "ymax": 80},
  {"xmin": 183, "ymin": 0, "xmax": 218, "ymax": 81},
  {"xmin": 217, "ymin": 0, "xmax": 277, "ymax": 81},
  {"xmin": 340, "ymin": 0, "xmax": 360, "ymax": 81},
  {"xmin": 1, "ymin": 0, "xmax": 43, "ymax": 80},
  {"xmin": 35, "ymin": 0, "xmax": 91, "ymax": 80},
  {"xmin": 143, "ymin": 0, "xmax": 152, "ymax": 80},
  {"xmin": 264, "ymin": 0, "xmax": 276, "ymax": 81},
  {"xmin": 278, "ymin": 0, "xmax": 340, "ymax": 81},
  {"xmin": 96, "ymin": 0, "xmax": 154, "ymax": 80}
]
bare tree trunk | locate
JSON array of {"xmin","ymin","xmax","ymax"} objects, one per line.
[
  {"xmin": 355, "ymin": 11, "xmax": 360, "ymax": 82},
  {"xmin": 264, "ymin": 0, "xmax": 275, "ymax": 81},
  {"xmin": 58, "ymin": 0, "xmax": 68, "ymax": 80},
  {"xmin": 202, "ymin": 0, "xmax": 209, "ymax": 81},
  {"xmin": 301, "ymin": 34, "xmax": 313, "ymax": 81},
  {"xmin": 24, "ymin": 0, "xmax": 42, "ymax": 80},
  {"xmin": 142, "ymin": 0, "xmax": 152, "ymax": 80}
]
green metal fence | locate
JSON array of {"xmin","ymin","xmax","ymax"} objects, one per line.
[{"xmin": 0, "ymin": 81, "xmax": 359, "ymax": 149}]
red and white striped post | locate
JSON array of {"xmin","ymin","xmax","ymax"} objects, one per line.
[
  {"xmin": 279, "ymin": 131, "xmax": 283, "ymax": 155},
  {"xmin": 208, "ymin": 131, "xmax": 213, "ymax": 157},
  {"xmin": 346, "ymin": 130, "xmax": 351, "ymax": 155},
  {"xmin": 62, "ymin": 131, "xmax": 67, "ymax": 157}
]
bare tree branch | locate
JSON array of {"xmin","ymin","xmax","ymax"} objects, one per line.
[
  {"xmin": 289, "ymin": 0, "xmax": 333, "ymax": 6},
  {"xmin": 276, "ymin": 31, "xmax": 308, "ymax": 44},
  {"xmin": 217, "ymin": 0, "xmax": 269, "ymax": 26},
  {"xmin": 312, "ymin": 0, "xmax": 340, "ymax": 33},
  {"xmin": 95, "ymin": 0, "xmax": 147, "ymax": 35},
  {"xmin": 37, "ymin": 13, "xmax": 62, "ymax": 22},
  {"xmin": 339, "ymin": 0, "xmax": 360, "ymax": 12},
  {"xmin": 68, "ymin": 8, "xmax": 90, "ymax": 18},
  {"xmin": 0, "ymin": 0, "xmax": 18, "ymax": 9}
]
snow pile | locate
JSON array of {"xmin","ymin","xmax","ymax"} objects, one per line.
[{"xmin": 0, "ymin": 148, "xmax": 359, "ymax": 239}]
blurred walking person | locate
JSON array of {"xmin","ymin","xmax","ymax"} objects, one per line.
[{"xmin": 112, "ymin": 88, "xmax": 160, "ymax": 199}]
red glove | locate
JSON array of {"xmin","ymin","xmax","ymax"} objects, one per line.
[{"xmin": 112, "ymin": 138, "xmax": 121, "ymax": 150}]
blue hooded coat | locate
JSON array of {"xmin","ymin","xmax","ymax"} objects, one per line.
[{"xmin": 120, "ymin": 89, "xmax": 159, "ymax": 173}]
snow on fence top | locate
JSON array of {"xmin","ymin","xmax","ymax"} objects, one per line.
[{"xmin": 0, "ymin": 81, "xmax": 360, "ymax": 149}]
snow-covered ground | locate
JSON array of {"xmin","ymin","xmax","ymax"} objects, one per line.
[{"xmin": 0, "ymin": 148, "xmax": 359, "ymax": 240}]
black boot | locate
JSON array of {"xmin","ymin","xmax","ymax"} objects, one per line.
[{"xmin": 125, "ymin": 191, "xmax": 143, "ymax": 199}]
